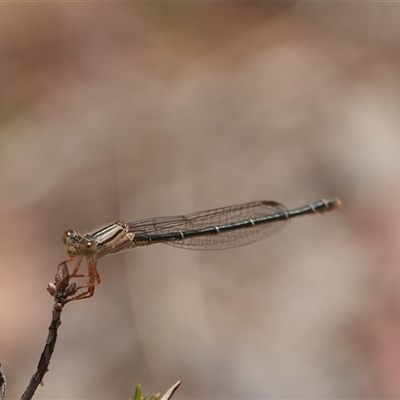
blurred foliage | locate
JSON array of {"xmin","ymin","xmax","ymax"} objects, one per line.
[{"xmin": 133, "ymin": 383, "xmax": 161, "ymax": 400}]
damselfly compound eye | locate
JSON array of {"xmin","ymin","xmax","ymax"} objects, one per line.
[{"xmin": 62, "ymin": 230, "xmax": 79, "ymax": 245}]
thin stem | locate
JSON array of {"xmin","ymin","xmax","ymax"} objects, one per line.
[
  {"xmin": 0, "ymin": 361, "xmax": 6, "ymax": 400},
  {"xmin": 20, "ymin": 262, "xmax": 76, "ymax": 400}
]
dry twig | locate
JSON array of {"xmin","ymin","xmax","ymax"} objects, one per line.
[
  {"xmin": 20, "ymin": 262, "xmax": 77, "ymax": 400},
  {"xmin": 0, "ymin": 362, "xmax": 6, "ymax": 400},
  {"xmin": 18, "ymin": 261, "xmax": 179, "ymax": 400}
]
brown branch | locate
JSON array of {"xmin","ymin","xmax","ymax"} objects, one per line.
[
  {"xmin": 20, "ymin": 262, "xmax": 77, "ymax": 400},
  {"xmin": 0, "ymin": 361, "xmax": 6, "ymax": 400},
  {"xmin": 19, "ymin": 262, "xmax": 179, "ymax": 400}
]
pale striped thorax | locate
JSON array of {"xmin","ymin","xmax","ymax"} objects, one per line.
[{"xmin": 62, "ymin": 221, "xmax": 130, "ymax": 259}]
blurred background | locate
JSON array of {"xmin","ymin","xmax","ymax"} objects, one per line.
[{"xmin": 1, "ymin": 2, "xmax": 400, "ymax": 399}]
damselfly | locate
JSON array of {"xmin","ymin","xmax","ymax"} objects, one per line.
[{"xmin": 59, "ymin": 197, "xmax": 341, "ymax": 301}]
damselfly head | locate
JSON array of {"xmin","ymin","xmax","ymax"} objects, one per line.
[{"xmin": 62, "ymin": 230, "xmax": 84, "ymax": 257}]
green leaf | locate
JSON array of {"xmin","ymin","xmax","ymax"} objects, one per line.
[{"xmin": 132, "ymin": 383, "xmax": 161, "ymax": 400}]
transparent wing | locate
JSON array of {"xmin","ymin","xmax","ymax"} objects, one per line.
[{"xmin": 126, "ymin": 201, "xmax": 289, "ymax": 250}]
